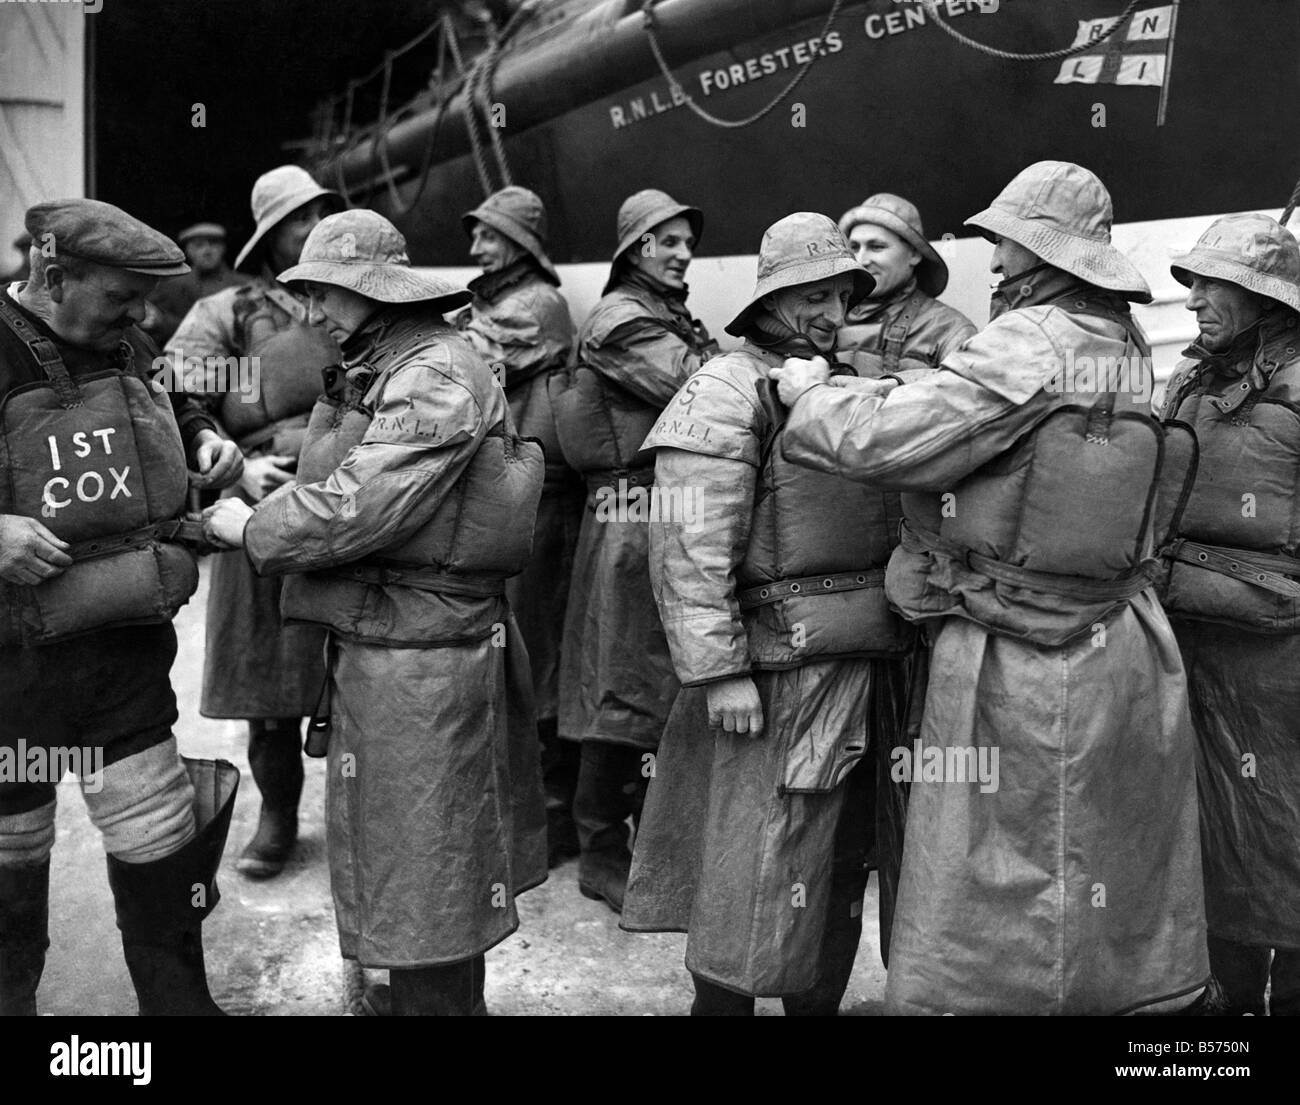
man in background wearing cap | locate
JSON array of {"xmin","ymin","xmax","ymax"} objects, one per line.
[
  {"xmin": 622, "ymin": 213, "xmax": 912, "ymax": 1015},
  {"xmin": 166, "ymin": 166, "xmax": 343, "ymax": 880},
  {"xmin": 203, "ymin": 208, "xmax": 547, "ymax": 1015},
  {"xmin": 0, "ymin": 197, "xmax": 244, "ymax": 1015},
  {"xmin": 837, "ymin": 193, "xmax": 976, "ymax": 378},
  {"xmin": 457, "ymin": 186, "xmax": 583, "ymax": 868},
  {"xmin": 142, "ymin": 222, "xmax": 243, "ymax": 346},
  {"xmin": 551, "ymin": 189, "xmax": 718, "ymax": 914},
  {"xmin": 771, "ymin": 161, "xmax": 1210, "ymax": 1014},
  {"xmin": 1158, "ymin": 213, "xmax": 1300, "ymax": 1016}
]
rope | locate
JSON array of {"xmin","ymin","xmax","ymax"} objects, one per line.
[
  {"xmin": 641, "ymin": 0, "xmax": 844, "ymax": 129},
  {"xmin": 1281, "ymin": 176, "xmax": 1300, "ymax": 227},
  {"xmin": 920, "ymin": 0, "xmax": 1143, "ymax": 62}
]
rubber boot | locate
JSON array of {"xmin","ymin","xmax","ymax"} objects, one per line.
[
  {"xmin": 574, "ymin": 741, "xmax": 647, "ymax": 914},
  {"xmin": 539, "ymin": 720, "xmax": 580, "ymax": 868},
  {"xmin": 690, "ymin": 973, "xmax": 755, "ymax": 1016},
  {"xmin": 237, "ymin": 719, "xmax": 304, "ymax": 879},
  {"xmin": 1207, "ymin": 935, "xmax": 1270, "ymax": 1016},
  {"xmin": 389, "ymin": 955, "xmax": 482, "ymax": 1016},
  {"xmin": 366, "ymin": 957, "xmax": 489, "ymax": 1016},
  {"xmin": 0, "ymin": 859, "xmax": 49, "ymax": 1016},
  {"xmin": 107, "ymin": 757, "xmax": 239, "ymax": 1016}
]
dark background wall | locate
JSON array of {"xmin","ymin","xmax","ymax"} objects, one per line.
[{"xmin": 90, "ymin": 0, "xmax": 452, "ymax": 250}]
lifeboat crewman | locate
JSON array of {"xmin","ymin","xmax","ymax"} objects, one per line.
[
  {"xmin": 166, "ymin": 166, "xmax": 344, "ymax": 879},
  {"xmin": 0, "ymin": 199, "xmax": 243, "ymax": 1015},
  {"xmin": 622, "ymin": 213, "xmax": 913, "ymax": 1015},
  {"xmin": 1159, "ymin": 213, "xmax": 1300, "ymax": 1016},
  {"xmin": 203, "ymin": 209, "xmax": 547, "ymax": 1015},
  {"xmin": 772, "ymin": 162, "xmax": 1211, "ymax": 1014},
  {"xmin": 550, "ymin": 189, "xmax": 718, "ymax": 913},
  {"xmin": 837, "ymin": 192, "xmax": 976, "ymax": 378},
  {"xmin": 457, "ymin": 186, "xmax": 584, "ymax": 867}
]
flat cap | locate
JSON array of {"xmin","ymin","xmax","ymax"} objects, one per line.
[
  {"xmin": 178, "ymin": 222, "xmax": 227, "ymax": 244},
  {"xmin": 25, "ymin": 198, "xmax": 189, "ymax": 277}
]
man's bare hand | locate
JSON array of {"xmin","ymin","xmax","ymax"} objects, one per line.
[
  {"xmin": 239, "ymin": 454, "xmax": 295, "ymax": 503},
  {"xmin": 705, "ymin": 675, "xmax": 764, "ymax": 736},
  {"xmin": 190, "ymin": 430, "xmax": 244, "ymax": 491},
  {"xmin": 769, "ymin": 356, "xmax": 831, "ymax": 406},
  {"xmin": 0, "ymin": 514, "xmax": 73, "ymax": 585},
  {"xmin": 201, "ymin": 499, "xmax": 253, "ymax": 550}
]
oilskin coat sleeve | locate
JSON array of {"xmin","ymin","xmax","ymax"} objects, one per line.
[
  {"xmin": 584, "ymin": 301, "xmax": 706, "ymax": 406},
  {"xmin": 782, "ymin": 309, "xmax": 1068, "ymax": 491},
  {"xmin": 648, "ymin": 371, "xmax": 763, "ymax": 686},
  {"xmin": 164, "ymin": 287, "xmax": 244, "ymax": 425},
  {"xmin": 244, "ymin": 346, "xmax": 487, "ymax": 575}
]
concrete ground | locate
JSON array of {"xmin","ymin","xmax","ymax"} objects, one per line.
[{"xmin": 40, "ymin": 561, "xmax": 888, "ymax": 1016}]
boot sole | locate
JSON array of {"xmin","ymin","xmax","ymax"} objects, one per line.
[{"xmin": 578, "ymin": 881, "xmax": 624, "ymax": 914}]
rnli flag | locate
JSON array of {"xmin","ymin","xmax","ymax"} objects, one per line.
[{"xmin": 1054, "ymin": 4, "xmax": 1174, "ymax": 87}]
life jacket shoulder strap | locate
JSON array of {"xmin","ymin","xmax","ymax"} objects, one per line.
[{"xmin": 0, "ymin": 293, "xmax": 80, "ymax": 408}]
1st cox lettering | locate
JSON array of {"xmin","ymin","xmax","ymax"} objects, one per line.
[{"xmin": 42, "ymin": 428, "xmax": 133, "ymax": 518}]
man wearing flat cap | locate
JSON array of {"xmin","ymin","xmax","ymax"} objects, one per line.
[
  {"xmin": 143, "ymin": 222, "xmax": 243, "ymax": 346},
  {"xmin": 771, "ymin": 161, "xmax": 1210, "ymax": 1014},
  {"xmin": 204, "ymin": 208, "xmax": 547, "ymax": 1015},
  {"xmin": 0, "ymin": 197, "xmax": 244, "ymax": 1016},
  {"xmin": 1158, "ymin": 212, "xmax": 1300, "ymax": 1016},
  {"xmin": 166, "ymin": 166, "xmax": 344, "ymax": 880},
  {"xmin": 457, "ymin": 186, "xmax": 583, "ymax": 868},
  {"xmin": 623, "ymin": 213, "xmax": 912, "ymax": 1015},
  {"xmin": 837, "ymin": 192, "xmax": 976, "ymax": 378}
]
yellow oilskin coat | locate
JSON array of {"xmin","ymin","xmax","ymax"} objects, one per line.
[{"xmin": 781, "ymin": 292, "xmax": 1209, "ymax": 1014}]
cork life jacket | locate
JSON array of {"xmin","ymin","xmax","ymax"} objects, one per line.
[
  {"xmin": 1159, "ymin": 315, "xmax": 1300, "ymax": 633},
  {"xmin": 279, "ymin": 313, "xmax": 544, "ymax": 643},
  {"xmin": 888, "ymin": 296, "xmax": 1192, "ymax": 647},
  {"xmin": 0, "ymin": 296, "xmax": 199, "ymax": 646},
  {"xmin": 550, "ymin": 282, "xmax": 716, "ymax": 482},
  {"xmin": 731, "ymin": 353, "xmax": 912, "ymax": 665},
  {"xmin": 219, "ymin": 282, "xmax": 337, "ymax": 456}
]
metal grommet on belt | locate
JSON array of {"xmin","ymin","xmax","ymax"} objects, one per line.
[
  {"xmin": 822, "ymin": 578, "xmax": 834, "ymax": 589},
  {"xmin": 789, "ymin": 583, "xmax": 801, "ymax": 594},
  {"xmin": 759, "ymin": 588, "xmax": 770, "ymax": 599},
  {"xmin": 856, "ymin": 575, "xmax": 866, "ymax": 584},
  {"xmin": 1197, "ymin": 552, "xmax": 1208, "ymax": 562}
]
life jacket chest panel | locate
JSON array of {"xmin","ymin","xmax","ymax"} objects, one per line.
[
  {"xmin": 0, "ymin": 336, "xmax": 196, "ymax": 646},
  {"xmin": 220, "ymin": 291, "xmax": 336, "ymax": 448}
]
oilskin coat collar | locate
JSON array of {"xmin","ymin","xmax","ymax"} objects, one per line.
[
  {"xmin": 468, "ymin": 257, "xmax": 544, "ymax": 305},
  {"xmin": 1179, "ymin": 311, "xmax": 1300, "ymax": 414}
]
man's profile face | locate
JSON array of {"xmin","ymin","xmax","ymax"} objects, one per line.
[
  {"xmin": 1185, "ymin": 275, "xmax": 1268, "ymax": 354},
  {"xmin": 185, "ymin": 236, "xmax": 226, "ymax": 276},
  {"xmin": 469, "ymin": 223, "xmax": 522, "ymax": 274},
  {"xmin": 46, "ymin": 262, "xmax": 158, "ymax": 351}
]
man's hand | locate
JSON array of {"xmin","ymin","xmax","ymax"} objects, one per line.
[
  {"xmin": 769, "ymin": 356, "xmax": 832, "ymax": 406},
  {"xmin": 190, "ymin": 430, "xmax": 244, "ymax": 491},
  {"xmin": 201, "ymin": 499, "xmax": 253, "ymax": 550},
  {"xmin": 238, "ymin": 454, "xmax": 296, "ymax": 503},
  {"xmin": 0, "ymin": 514, "xmax": 73, "ymax": 585},
  {"xmin": 705, "ymin": 675, "xmax": 764, "ymax": 736}
]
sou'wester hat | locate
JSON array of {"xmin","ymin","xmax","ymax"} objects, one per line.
[
  {"xmin": 234, "ymin": 165, "xmax": 343, "ymax": 272},
  {"xmin": 726, "ymin": 212, "xmax": 875, "ymax": 337},
  {"xmin": 965, "ymin": 160, "xmax": 1152, "ymax": 304},
  {"xmin": 462, "ymin": 186, "xmax": 559, "ymax": 284},
  {"xmin": 604, "ymin": 189, "xmax": 702, "ymax": 295},
  {"xmin": 838, "ymin": 192, "xmax": 949, "ymax": 296},
  {"xmin": 1170, "ymin": 212, "xmax": 1300, "ymax": 313},
  {"xmin": 278, "ymin": 208, "xmax": 471, "ymax": 311}
]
